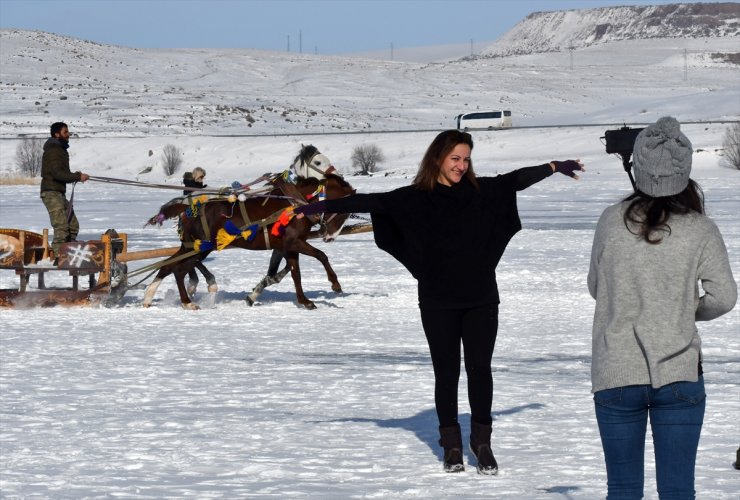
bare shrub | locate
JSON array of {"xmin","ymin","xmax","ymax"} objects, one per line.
[
  {"xmin": 15, "ymin": 137, "xmax": 44, "ymax": 177},
  {"xmin": 721, "ymin": 122, "xmax": 740, "ymax": 170},
  {"xmin": 351, "ymin": 144, "xmax": 385, "ymax": 175},
  {"xmin": 161, "ymin": 144, "xmax": 183, "ymax": 176}
]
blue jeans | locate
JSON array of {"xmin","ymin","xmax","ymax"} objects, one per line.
[{"xmin": 593, "ymin": 377, "xmax": 705, "ymax": 500}]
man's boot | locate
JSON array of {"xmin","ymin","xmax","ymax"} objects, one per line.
[
  {"xmin": 470, "ymin": 420, "xmax": 498, "ymax": 475},
  {"xmin": 438, "ymin": 424, "xmax": 464, "ymax": 473}
]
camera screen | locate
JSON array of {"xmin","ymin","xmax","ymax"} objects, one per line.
[{"xmin": 604, "ymin": 127, "xmax": 644, "ymax": 155}]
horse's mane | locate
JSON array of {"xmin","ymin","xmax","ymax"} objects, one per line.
[
  {"xmin": 292, "ymin": 144, "xmax": 318, "ymax": 167},
  {"xmin": 324, "ymin": 172, "xmax": 351, "ymax": 187},
  {"xmin": 293, "ymin": 176, "xmax": 320, "ymax": 187}
]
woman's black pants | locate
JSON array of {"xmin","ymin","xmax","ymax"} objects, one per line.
[{"xmin": 419, "ymin": 302, "xmax": 498, "ymax": 428}]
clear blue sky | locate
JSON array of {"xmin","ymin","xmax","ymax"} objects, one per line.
[{"xmin": 0, "ymin": 0, "xmax": 717, "ymax": 54}]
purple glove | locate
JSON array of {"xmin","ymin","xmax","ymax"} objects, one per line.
[
  {"xmin": 293, "ymin": 201, "xmax": 327, "ymax": 217},
  {"xmin": 551, "ymin": 160, "xmax": 584, "ymax": 178}
]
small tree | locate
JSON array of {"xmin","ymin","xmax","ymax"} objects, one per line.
[
  {"xmin": 721, "ymin": 122, "xmax": 740, "ymax": 170},
  {"xmin": 351, "ymin": 144, "xmax": 385, "ymax": 175},
  {"xmin": 15, "ymin": 137, "xmax": 44, "ymax": 177},
  {"xmin": 161, "ymin": 144, "xmax": 183, "ymax": 176}
]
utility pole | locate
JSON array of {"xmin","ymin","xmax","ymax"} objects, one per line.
[
  {"xmin": 287, "ymin": 35, "xmax": 290, "ymax": 52},
  {"xmin": 390, "ymin": 42, "xmax": 394, "ymax": 61},
  {"xmin": 568, "ymin": 43, "xmax": 575, "ymax": 70},
  {"xmin": 299, "ymin": 30, "xmax": 302, "ymax": 54},
  {"xmin": 470, "ymin": 38, "xmax": 474, "ymax": 57}
]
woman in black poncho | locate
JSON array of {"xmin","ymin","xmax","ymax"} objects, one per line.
[{"xmin": 295, "ymin": 130, "xmax": 584, "ymax": 474}]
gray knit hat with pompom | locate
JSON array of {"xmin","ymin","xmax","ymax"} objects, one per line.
[{"xmin": 632, "ymin": 116, "xmax": 692, "ymax": 197}]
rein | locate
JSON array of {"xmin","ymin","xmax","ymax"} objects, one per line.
[
  {"xmin": 67, "ymin": 182, "xmax": 77, "ymax": 222},
  {"xmin": 88, "ymin": 173, "xmax": 273, "ymax": 195}
]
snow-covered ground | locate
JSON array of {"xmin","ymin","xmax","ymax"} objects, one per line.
[
  {"xmin": 1, "ymin": 21, "xmax": 739, "ymax": 498},
  {"xmin": 1, "ymin": 123, "xmax": 738, "ymax": 498}
]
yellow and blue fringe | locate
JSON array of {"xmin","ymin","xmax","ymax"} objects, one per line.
[
  {"xmin": 216, "ymin": 219, "xmax": 259, "ymax": 250},
  {"xmin": 193, "ymin": 239, "xmax": 215, "ymax": 252}
]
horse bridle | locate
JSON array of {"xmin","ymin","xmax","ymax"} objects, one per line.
[{"xmin": 297, "ymin": 149, "xmax": 336, "ymax": 178}]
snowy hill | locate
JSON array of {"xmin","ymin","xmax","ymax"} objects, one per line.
[
  {"xmin": 481, "ymin": 2, "xmax": 740, "ymax": 57},
  {"xmin": 0, "ymin": 10, "xmax": 738, "ymax": 143}
]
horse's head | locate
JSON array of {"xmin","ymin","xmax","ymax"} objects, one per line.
[{"xmin": 291, "ymin": 144, "xmax": 336, "ymax": 180}]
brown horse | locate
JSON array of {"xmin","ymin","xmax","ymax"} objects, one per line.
[{"xmin": 143, "ymin": 174, "xmax": 354, "ymax": 309}]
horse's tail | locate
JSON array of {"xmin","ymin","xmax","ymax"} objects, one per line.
[{"xmin": 145, "ymin": 198, "xmax": 187, "ymax": 226}]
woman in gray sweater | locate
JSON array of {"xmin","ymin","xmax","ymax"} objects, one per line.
[{"xmin": 588, "ymin": 117, "xmax": 736, "ymax": 499}]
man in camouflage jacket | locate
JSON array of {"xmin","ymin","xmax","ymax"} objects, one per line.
[{"xmin": 40, "ymin": 122, "xmax": 89, "ymax": 257}]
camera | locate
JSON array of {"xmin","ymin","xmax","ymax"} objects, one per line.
[
  {"xmin": 604, "ymin": 126, "xmax": 644, "ymax": 155},
  {"xmin": 603, "ymin": 125, "xmax": 645, "ymax": 190}
]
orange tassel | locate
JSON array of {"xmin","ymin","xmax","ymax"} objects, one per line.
[{"xmin": 271, "ymin": 207, "xmax": 295, "ymax": 237}]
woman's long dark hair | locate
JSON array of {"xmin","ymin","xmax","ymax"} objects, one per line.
[
  {"xmin": 413, "ymin": 130, "xmax": 478, "ymax": 191},
  {"xmin": 623, "ymin": 179, "xmax": 705, "ymax": 244}
]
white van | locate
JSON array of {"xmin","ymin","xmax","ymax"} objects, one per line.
[{"xmin": 455, "ymin": 110, "xmax": 512, "ymax": 130}]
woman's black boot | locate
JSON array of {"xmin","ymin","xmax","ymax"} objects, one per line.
[
  {"xmin": 470, "ymin": 420, "xmax": 498, "ymax": 475},
  {"xmin": 438, "ymin": 424, "xmax": 465, "ymax": 473}
]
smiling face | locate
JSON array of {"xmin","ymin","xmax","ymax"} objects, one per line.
[{"xmin": 436, "ymin": 143, "xmax": 471, "ymax": 186}]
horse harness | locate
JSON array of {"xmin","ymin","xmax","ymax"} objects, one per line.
[{"xmin": 180, "ymin": 173, "xmax": 332, "ymax": 253}]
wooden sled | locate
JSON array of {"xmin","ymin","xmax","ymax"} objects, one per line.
[{"xmin": 0, "ymin": 228, "xmax": 126, "ymax": 307}]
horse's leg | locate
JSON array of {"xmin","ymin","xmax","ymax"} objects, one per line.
[
  {"xmin": 266, "ymin": 249, "xmax": 284, "ymax": 279},
  {"xmin": 284, "ymin": 252, "xmax": 315, "ymax": 309},
  {"xmin": 246, "ymin": 264, "xmax": 290, "ymax": 306},
  {"xmin": 142, "ymin": 274, "xmax": 164, "ymax": 308},
  {"xmin": 142, "ymin": 253, "xmax": 179, "ymax": 307},
  {"xmin": 272, "ymin": 265, "xmax": 290, "ymax": 284},
  {"xmin": 174, "ymin": 266, "xmax": 199, "ymax": 310},
  {"xmin": 291, "ymin": 240, "xmax": 342, "ymax": 294},
  {"xmin": 187, "ymin": 268, "xmax": 199, "ymax": 296},
  {"xmin": 196, "ymin": 261, "xmax": 218, "ymax": 292},
  {"xmin": 245, "ymin": 249, "xmax": 286, "ymax": 306}
]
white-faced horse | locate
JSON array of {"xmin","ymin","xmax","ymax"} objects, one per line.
[
  {"xmin": 291, "ymin": 144, "xmax": 337, "ymax": 180},
  {"xmin": 247, "ymin": 144, "xmax": 345, "ymax": 305}
]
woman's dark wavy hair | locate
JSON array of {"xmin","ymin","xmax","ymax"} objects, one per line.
[
  {"xmin": 412, "ymin": 130, "xmax": 478, "ymax": 191},
  {"xmin": 623, "ymin": 179, "xmax": 704, "ymax": 244}
]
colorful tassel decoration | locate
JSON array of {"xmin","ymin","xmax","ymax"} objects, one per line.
[
  {"xmin": 216, "ymin": 220, "xmax": 242, "ymax": 250},
  {"xmin": 271, "ymin": 207, "xmax": 295, "ymax": 237},
  {"xmin": 216, "ymin": 228, "xmax": 236, "ymax": 250},
  {"xmin": 242, "ymin": 223, "xmax": 259, "ymax": 242},
  {"xmin": 223, "ymin": 220, "xmax": 242, "ymax": 235},
  {"xmin": 194, "ymin": 239, "xmax": 215, "ymax": 252}
]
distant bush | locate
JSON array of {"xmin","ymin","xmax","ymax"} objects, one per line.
[
  {"xmin": 15, "ymin": 137, "xmax": 44, "ymax": 177},
  {"xmin": 721, "ymin": 123, "xmax": 740, "ymax": 170},
  {"xmin": 351, "ymin": 144, "xmax": 385, "ymax": 175},
  {"xmin": 161, "ymin": 144, "xmax": 183, "ymax": 176}
]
